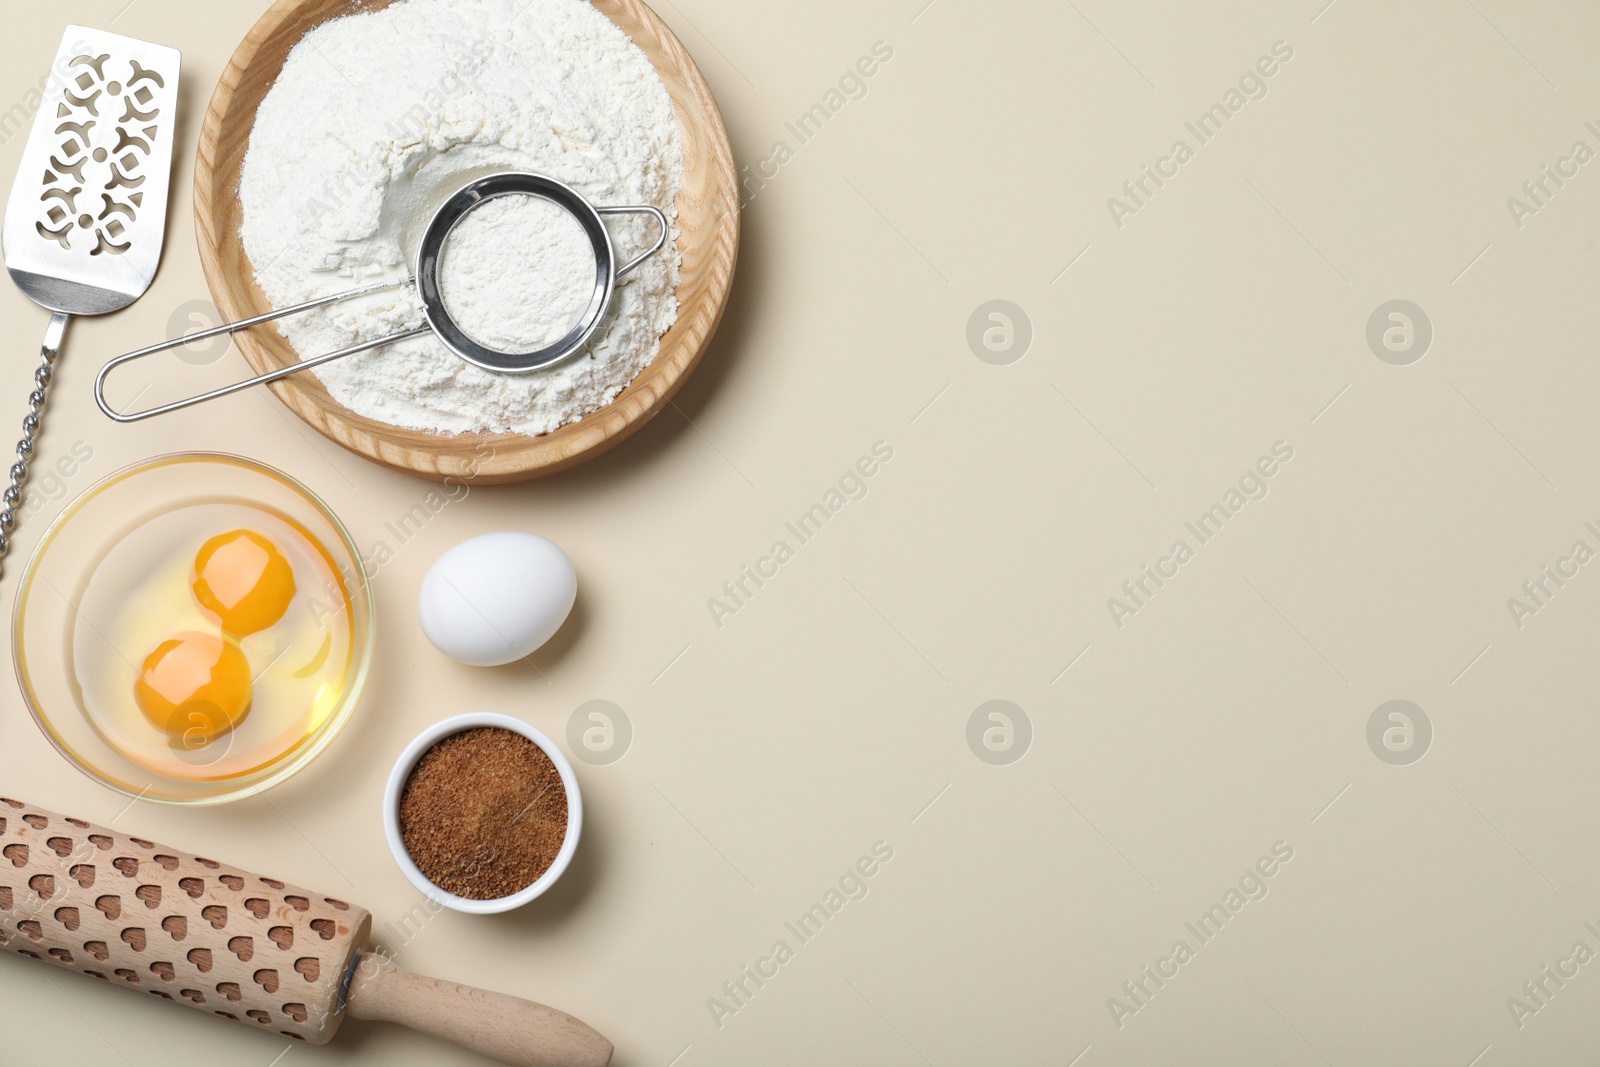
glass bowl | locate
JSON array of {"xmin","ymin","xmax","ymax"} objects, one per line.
[{"xmin": 12, "ymin": 453, "xmax": 374, "ymax": 804}]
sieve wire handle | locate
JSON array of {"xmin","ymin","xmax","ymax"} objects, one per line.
[
  {"xmin": 96, "ymin": 202, "xmax": 670, "ymax": 423},
  {"xmin": 94, "ymin": 279, "xmax": 428, "ymax": 423},
  {"xmin": 597, "ymin": 204, "xmax": 670, "ymax": 277}
]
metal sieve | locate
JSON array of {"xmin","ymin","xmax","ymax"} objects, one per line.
[{"xmin": 94, "ymin": 171, "xmax": 668, "ymax": 422}]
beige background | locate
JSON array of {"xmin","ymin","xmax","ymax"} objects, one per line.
[{"xmin": 1, "ymin": 0, "xmax": 1598, "ymax": 1063}]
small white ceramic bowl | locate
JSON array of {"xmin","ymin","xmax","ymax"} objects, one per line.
[{"xmin": 384, "ymin": 712, "xmax": 583, "ymax": 914}]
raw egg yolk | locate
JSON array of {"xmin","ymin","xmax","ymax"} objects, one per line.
[
  {"xmin": 134, "ymin": 632, "xmax": 253, "ymax": 745},
  {"xmin": 193, "ymin": 529, "xmax": 296, "ymax": 636}
]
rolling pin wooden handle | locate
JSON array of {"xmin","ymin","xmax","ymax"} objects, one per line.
[{"xmin": 345, "ymin": 952, "xmax": 613, "ymax": 1067}]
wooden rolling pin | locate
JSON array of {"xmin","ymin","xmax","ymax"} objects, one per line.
[{"xmin": 0, "ymin": 797, "xmax": 611, "ymax": 1066}]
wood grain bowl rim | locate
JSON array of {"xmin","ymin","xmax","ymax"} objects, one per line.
[{"xmin": 193, "ymin": 0, "xmax": 739, "ymax": 484}]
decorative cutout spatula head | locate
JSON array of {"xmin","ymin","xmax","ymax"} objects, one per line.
[{"xmin": 3, "ymin": 26, "xmax": 180, "ymax": 315}]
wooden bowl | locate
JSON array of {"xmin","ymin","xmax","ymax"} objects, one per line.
[{"xmin": 194, "ymin": 0, "xmax": 739, "ymax": 484}]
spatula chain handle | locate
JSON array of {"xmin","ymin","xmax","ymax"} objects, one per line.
[{"xmin": 0, "ymin": 312, "xmax": 68, "ymax": 569}]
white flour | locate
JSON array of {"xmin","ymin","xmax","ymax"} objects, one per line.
[
  {"xmin": 238, "ymin": 0, "xmax": 683, "ymax": 436},
  {"xmin": 439, "ymin": 194, "xmax": 597, "ymax": 353}
]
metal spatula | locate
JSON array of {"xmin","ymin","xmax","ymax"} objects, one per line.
[{"xmin": 0, "ymin": 26, "xmax": 180, "ymax": 566}]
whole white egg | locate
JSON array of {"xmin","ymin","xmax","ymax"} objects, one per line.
[{"xmin": 418, "ymin": 532, "xmax": 577, "ymax": 666}]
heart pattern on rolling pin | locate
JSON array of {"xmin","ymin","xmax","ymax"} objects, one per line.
[{"xmin": 0, "ymin": 802, "xmax": 367, "ymax": 1042}]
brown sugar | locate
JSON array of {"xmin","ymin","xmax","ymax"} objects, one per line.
[{"xmin": 398, "ymin": 727, "xmax": 569, "ymax": 900}]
